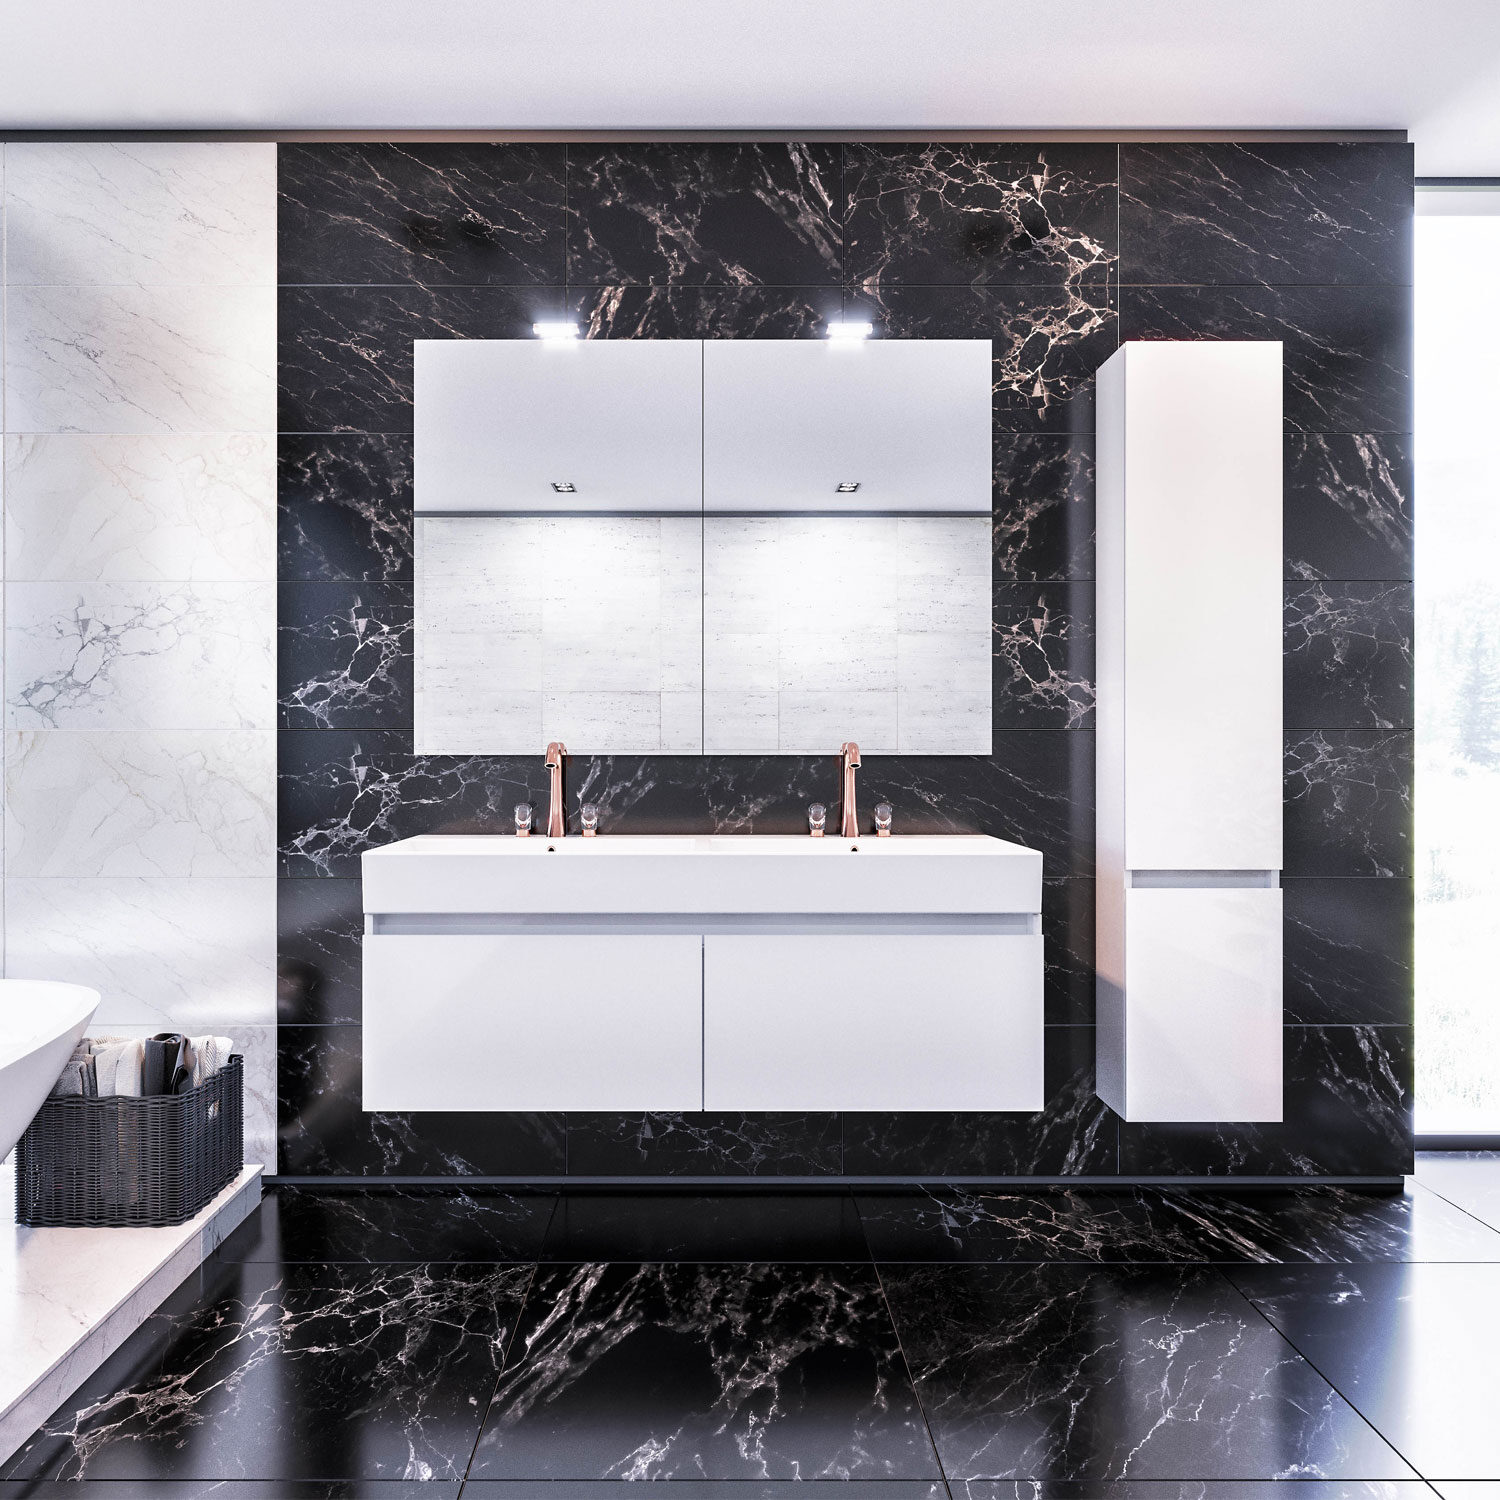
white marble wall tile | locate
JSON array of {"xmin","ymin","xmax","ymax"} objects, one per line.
[
  {"xmin": 898, "ymin": 629, "xmax": 991, "ymax": 695},
  {"xmin": 4, "ymin": 433, "xmax": 275, "ymax": 582},
  {"xmin": 3, "ymin": 284, "xmax": 277, "ymax": 433},
  {"xmin": 6, "ymin": 581, "xmax": 275, "ymax": 729},
  {"xmin": 4, "ymin": 729, "xmax": 275, "ymax": 877},
  {"xmin": 4, "ymin": 876, "xmax": 276, "ymax": 1028},
  {"xmin": 3, "ymin": 142, "xmax": 276, "ymax": 287}
]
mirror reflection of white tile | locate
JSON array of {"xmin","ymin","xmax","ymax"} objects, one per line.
[
  {"xmin": 704, "ymin": 517, "xmax": 991, "ymax": 754},
  {"xmin": 414, "ymin": 516, "xmax": 704, "ymax": 754}
]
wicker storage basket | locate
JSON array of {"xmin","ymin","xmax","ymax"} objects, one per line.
[{"xmin": 14, "ymin": 1055, "xmax": 243, "ymax": 1227}]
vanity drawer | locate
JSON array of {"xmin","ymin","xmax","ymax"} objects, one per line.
[
  {"xmin": 362, "ymin": 933, "xmax": 702, "ymax": 1112},
  {"xmin": 702, "ymin": 932, "xmax": 1043, "ymax": 1112}
]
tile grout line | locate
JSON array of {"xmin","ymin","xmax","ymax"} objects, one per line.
[
  {"xmin": 869, "ymin": 1252, "xmax": 953, "ymax": 1496},
  {"xmin": 1211, "ymin": 1262, "xmax": 1435, "ymax": 1483},
  {"xmin": 456, "ymin": 1253, "xmax": 544, "ymax": 1490}
]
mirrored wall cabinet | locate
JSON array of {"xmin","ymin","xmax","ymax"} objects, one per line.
[
  {"xmin": 1095, "ymin": 340, "xmax": 1285, "ymax": 1124},
  {"xmin": 413, "ymin": 337, "xmax": 994, "ymax": 755}
]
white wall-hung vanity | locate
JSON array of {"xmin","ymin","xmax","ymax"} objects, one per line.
[
  {"xmin": 1094, "ymin": 340, "xmax": 1285, "ymax": 1123},
  {"xmin": 361, "ymin": 833, "xmax": 1044, "ymax": 1114}
]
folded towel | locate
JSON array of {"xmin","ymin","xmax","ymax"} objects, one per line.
[
  {"xmin": 92, "ymin": 1038, "xmax": 146, "ymax": 1097},
  {"xmin": 50, "ymin": 1040, "xmax": 96, "ymax": 1097},
  {"xmin": 186, "ymin": 1035, "xmax": 234, "ymax": 1088}
]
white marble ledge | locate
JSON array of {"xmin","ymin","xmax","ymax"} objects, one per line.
[{"xmin": 0, "ymin": 1161, "xmax": 262, "ymax": 1467}]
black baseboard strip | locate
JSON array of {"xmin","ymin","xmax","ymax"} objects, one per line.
[
  {"xmin": 264, "ymin": 1174, "xmax": 1408, "ymax": 1191},
  {"xmin": 1415, "ymin": 1134, "xmax": 1500, "ymax": 1151}
]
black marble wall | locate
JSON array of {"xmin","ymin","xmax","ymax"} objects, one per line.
[{"xmin": 276, "ymin": 141, "xmax": 1414, "ymax": 1181}]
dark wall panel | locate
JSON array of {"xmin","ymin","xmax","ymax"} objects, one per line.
[{"xmin": 276, "ymin": 140, "xmax": 1414, "ymax": 1181}]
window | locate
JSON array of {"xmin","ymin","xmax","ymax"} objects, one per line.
[{"xmin": 1416, "ymin": 187, "xmax": 1500, "ymax": 1135}]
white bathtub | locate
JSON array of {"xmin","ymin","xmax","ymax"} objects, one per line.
[{"xmin": 0, "ymin": 981, "xmax": 100, "ymax": 1162}]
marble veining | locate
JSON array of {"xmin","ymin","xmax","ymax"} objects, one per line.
[
  {"xmin": 217, "ymin": 1185, "xmax": 556, "ymax": 1264},
  {"xmin": 993, "ymin": 435, "xmax": 1095, "ymax": 582},
  {"xmin": 856, "ymin": 1181, "xmax": 1500, "ymax": 1264},
  {"xmin": 1283, "ymin": 878, "xmax": 1413, "ymax": 1026},
  {"xmin": 4, "ymin": 875, "xmax": 276, "ymax": 1029},
  {"xmin": 879, "ymin": 1261, "xmax": 1417, "ymax": 1480},
  {"xmin": 861, "ymin": 283, "xmax": 1116, "ymax": 433},
  {"xmin": 843, "ymin": 1033, "xmax": 1116, "ymax": 1178},
  {"xmin": 1285, "ymin": 434, "xmax": 1412, "ymax": 582},
  {"xmin": 276, "ymin": 876, "xmax": 364, "ymax": 1024},
  {"xmin": 278, "ymin": 285, "xmax": 553, "ymax": 433},
  {"xmin": 1119, "ymin": 142, "xmax": 1413, "ymax": 288},
  {"xmin": 4, "ymin": 432, "xmax": 275, "ymax": 584},
  {"xmin": 1118, "ymin": 284, "xmax": 1411, "ymax": 435},
  {"xmin": 471, "ymin": 1262, "xmax": 937, "ymax": 1480},
  {"xmin": 4, "ymin": 141, "xmax": 277, "ymax": 287},
  {"xmin": 5, "ymin": 1262, "xmax": 532, "ymax": 1482},
  {"xmin": 565, "ymin": 1112, "xmax": 843, "ymax": 1178},
  {"xmin": 271, "ymin": 138, "xmax": 1414, "ymax": 1186},
  {"xmin": 1229, "ymin": 1261, "xmax": 1500, "ymax": 1481},
  {"xmin": 277, "ymin": 434, "xmax": 413, "ymax": 582},
  {"xmin": 1283, "ymin": 581, "xmax": 1413, "ymax": 729},
  {"xmin": 566, "ymin": 144, "xmax": 846, "ymax": 287},
  {"xmin": 278, "ymin": 582, "xmax": 413, "ymax": 730},
  {"xmin": 1284, "ymin": 729, "xmax": 1412, "ymax": 878},
  {"xmin": 6, "ymin": 284, "xmax": 277, "ymax": 434},
  {"xmin": 6, "ymin": 582, "xmax": 275, "ymax": 730},
  {"xmin": 992, "ymin": 583, "xmax": 1094, "ymax": 728},
  {"xmin": 278, "ymin": 143, "xmax": 566, "ymax": 286},
  {"xmin": 841, "ymin": 143, "xmax": 1116, "ymax": 290},
  {"xmin": 6, "ymin": 728, "xmax": 276, "ymax": 878}
]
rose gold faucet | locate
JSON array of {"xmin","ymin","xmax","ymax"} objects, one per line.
[
  {"xmin": 839, "ymin": 741, "xmax": 861, "ymax": 839},
  {"xmin": 545, "ymin": 741, "xmax": 567, "ymax": 838}
]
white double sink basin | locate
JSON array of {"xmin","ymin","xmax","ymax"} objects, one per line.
[
  {"xmin": 361, "ymin": 832, "xmax": 1045, "ymax": 1115},
  {"xmin": 362, "ymin": 832, "xmax": 1041, "ymax": 916}
]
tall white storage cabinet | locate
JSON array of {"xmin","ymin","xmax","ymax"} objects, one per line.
[{"xmin": 1095, "ymin": 341, "xmax": 1285, "ymax": 1122}]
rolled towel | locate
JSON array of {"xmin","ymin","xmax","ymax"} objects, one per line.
[{"xmin": 142, "ymin": 1033, "xmax": 185, "ymax": 1096}]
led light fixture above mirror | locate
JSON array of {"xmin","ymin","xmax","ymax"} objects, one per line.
[
  {"xmin": 533, "ymin": 321, "xmax": 581, "ymax": 340},
  {"xmin": 826, "ymin": 319, "xmax": 874, "ymax": 340}
]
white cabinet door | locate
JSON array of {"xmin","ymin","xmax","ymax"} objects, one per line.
[
  {"xmin": 414, "ymin": 339, "xmax": 704, "ymax": 514},
  {"xmin": 1120, "ymin": 887, "xmax": 1283, "ymax": 1122},
  {"xmin": 363, "ymin": 933, "xmax": 703, "ymax": 1112},
  {"xmin": 703, "ymin": 933, "xmax": 1043, "ymax": 1112},
  {"xmin": 702, "ymin": 339, "xmax": 993, "ymax": 513}
]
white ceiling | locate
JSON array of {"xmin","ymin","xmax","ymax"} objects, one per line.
[{"xmin": 3, "ymin": 0, "xmax": 1500, "ymax": 176}]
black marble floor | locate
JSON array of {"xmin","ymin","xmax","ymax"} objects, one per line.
[{"xmin": 4, "ymin": 1155, "xmax": 1500, "ymax": 1497}]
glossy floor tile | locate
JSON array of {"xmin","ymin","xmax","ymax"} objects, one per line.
[
  {"xmin": 10, "ymin": 1168, "xmax": 1500, "ymax": 1490},
  {"xmin": 3, "ymin": 1259, "xmax": 532, "ymax": 1482},
  {"xmin": 857, "ymin": 1182, "xmax": 1500, "ymax": 1263},
  {"xmin": 214, "ymin": 1184, "xmax": 556, "ymax": 1262},
  {"xmin": 469, "ymin": 1262, "xmax": 939, "ymax": 1481},
  {"xmin": 1230, "ymin": 1260, "xmax": 1500, "ymax": 1480},
  {"xmin": 1415, "ymin": 1149, "xmax": 1500, "ymax": 1230},
  {"xmin": 879, "ymin": 1262, "xmax": 1416, "ymax": 1481}
]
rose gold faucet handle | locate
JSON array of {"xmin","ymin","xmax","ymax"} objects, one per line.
[
  {"xmin": 841, "ymin": 741, "xmax": 861, "ymax": 767},
  {"xmin": 545, "ymin": 740, "xmax": 567, "ymax": 768}
]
